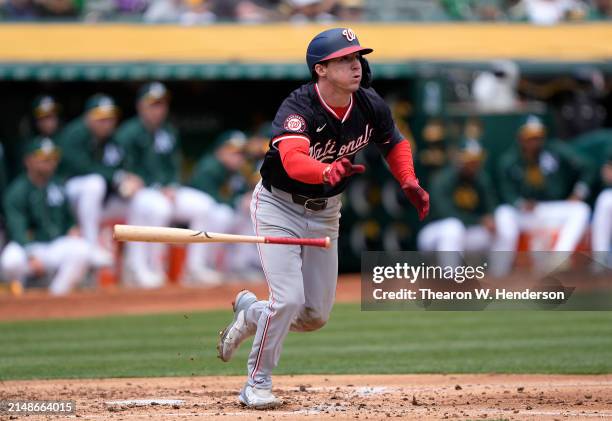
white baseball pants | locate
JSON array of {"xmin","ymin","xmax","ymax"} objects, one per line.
[
  {"xmin": 123, "ymin": 186, "xmax": 234, "ymax": 277},
  {"xmin": 1, "ymin": 237, "xmax": 92, "ymax": 295},
  {"xmin": 592, "ymin": 189, "xmax": 612, "ymax": 253},
  {"xmin": 492, "ymin": 201, "xmax": 590, "ymax": 274}
]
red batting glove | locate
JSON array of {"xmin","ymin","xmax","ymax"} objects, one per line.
[
  {"xmin": 323, "ymin": 158, "xmax": 366, "ymax": 187},
  {"xmin": 402, "ymin": 179, "xmax": 430, "ymax": 221}
]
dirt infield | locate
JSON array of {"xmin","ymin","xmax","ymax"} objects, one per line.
[
  {"xmin": 0, "ymin": 276, "xmax": 361, "ymax": 321},
  {"xmin": 2, "ymin": 276, "xmax": 611, "ymax": 420},
  {"xmin": 1, "ymin": 374, "xmax": 611, "ymax": 420}
]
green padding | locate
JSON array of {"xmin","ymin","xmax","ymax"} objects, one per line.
[{"xmin": 0, "ymin": 60, "xmax": 611, "ymax": 81}]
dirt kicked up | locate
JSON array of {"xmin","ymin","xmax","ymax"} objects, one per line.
[{"xmin": 1, "ymin": 374, "xmax": 611, "ymax": 420}]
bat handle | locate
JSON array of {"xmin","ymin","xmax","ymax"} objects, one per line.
[{"xmin": 265, "ymin": 236, "xmax": 331, "ymax": 248}]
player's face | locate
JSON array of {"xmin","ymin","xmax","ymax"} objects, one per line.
[
  {"xmin": 321, "ymin": 52, "xmax": 362, "ymax": 92},
  {"xmin": 139, "ymin": 100, "xmax": 169, "ymax": 130},
  {"xmin": 217, "ymin": 147, "xmax": 246, "ymax": 171},
  {"xmin": 36, "ymin": 114, "xmax": 59, "ymax": 137},
  {"xmin": 519, "ymin": 135, "xmax": 544, "ymax": 158},
  {"xmin": 26, "ymin": 154, "xmax": 59, "ymax": 179},
  {"xmin": 459, "ymin": 157, "xmax": 482, "ymax": 178},
  {"xmin": 87, "ymin": 116, "xmax": 118, "ymax": 140}
]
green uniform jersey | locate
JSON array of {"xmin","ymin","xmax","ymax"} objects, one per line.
[
  {"xmin": 115, "ymin": 117, "xmax": 180, "ymax": 187},
  {"xmin": 429, "ymin": 165, "xmax": 497, "ymax": 226},
  {"xmin": 190, "ymin": 155, "xmax": 248, "ymax": 205},
  {"xmin": 605, "ymin": 144, "xmax": 612, "ymax": 188},
  {"xmin": 56, "ymin": 117, "xmax": 125, "ymax": 185},
  {"xmin": 0, "ymin": 143, "xmax": 8, "ymax": 197},
  {"xmin": 498, "ymin": 141, "xmax": 596, "ymax": 205},
  {"xmin": 4, "ymin": 175, "xmax": 75, "ymax": 245}
]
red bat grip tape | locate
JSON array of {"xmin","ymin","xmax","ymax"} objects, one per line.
[{"xmin": 265, "ymin": 236, "xmax": 330, "ymax": 248}]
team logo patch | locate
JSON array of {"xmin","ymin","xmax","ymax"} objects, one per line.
[
  {"xmin": 284, "ymin": 114, "xmax": 306, "ymax": 133},
  {"xmin": 342, "ymin": 28, "xmax": 356, "ymax": 42}
]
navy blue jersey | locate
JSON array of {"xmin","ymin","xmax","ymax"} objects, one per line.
[{"xmin": 260, "ymin": 82, "xmax": 403, "ymax": 198}]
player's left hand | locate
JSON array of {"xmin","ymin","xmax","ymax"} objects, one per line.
[{"xmin": 401, "ymin": 179, "xmax": 430, "ymax": 221}]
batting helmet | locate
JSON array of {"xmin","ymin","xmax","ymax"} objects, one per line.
[{"xmin": 306, "ymin": 27, "xmax": 374, "ymax": 87}]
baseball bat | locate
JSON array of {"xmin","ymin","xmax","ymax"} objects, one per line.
[{"xmin": 113, "ymin": 224, "xmax": 331, "ymax": 248}]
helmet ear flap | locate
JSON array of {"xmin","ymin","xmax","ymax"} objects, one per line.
[{"xmin": 359, "ymin": 56, "xmax": 372, "ymax": 88}]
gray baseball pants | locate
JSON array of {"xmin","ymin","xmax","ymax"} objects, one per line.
[{"xmin": 245, "ymin": 181, "xmax": 341, "ymax": 389}]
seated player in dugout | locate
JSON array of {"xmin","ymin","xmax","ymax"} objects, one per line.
[
  {"xmin": 13, "ymin": 95, "xmax": 63, "ymax": 176},
  {"xmin": 215, "ymin": 28, "xmax": 430, "ymax": 409},
  {"xmin": 0, "ymin": 138, "xmax": 102, "ymax": 295},
  {"xmin": 190, "ymin": 130, "xmax": 256, "ymax": 277},
  {"xmin": 31, "ymin": 95, "xmax": 61, "ymax": 140},
  {"xmin": 190, "ymin": 130, "xmax": 250, "ymax": 206},
  {"xmin": 592, "ymin": 142, "xmax": 612, "ymax": 269},
  {"xmin": 417, "ymin": 137, "xmax": 499, "ymax": 267},
  {"xmin": 56, "ymin": 94, "xmax": 141, "ymax": 268},
  {"xmin": 116, "ymin": 82, "xmax": 235, "ymax": 287},
  {"xmin": 494, "ymin": 115, "xmax": 595, "ymax": 274}
]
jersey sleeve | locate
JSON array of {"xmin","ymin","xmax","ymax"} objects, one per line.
[
  {"xmin": 553, "ymin": 141, "xmax": 596, "ymax": 200},
  {"xmin": 114, "ymin": 124, "xmax": 139, "ymax": 175},
  {"xmin": 57, "ymin": 126, "xmax": 115, "ymax": 183},
  {"xmin": 368, "ymin": 89, "xmax": 404, "ymax": 156},
  {"xmin": 269, "ymin": 93, "xmax": 313, "ymax": 150},
  {"xmin": 3, "ymin": 182, "xmax": 29, "ymax": 246},
  {"xmin": 497, "ymin": 151, "xmax": 522, "ymax": 206}
]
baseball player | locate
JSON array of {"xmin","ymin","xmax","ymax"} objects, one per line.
[
  {"xmin": 417, "ymin": 138, "xmax": 498, "ymax": 267},
  {"xmin": 190, "ymin": 130, "xmax": 250, "ymax": 205},
  {"xmin": 56, "ymin": 94, "xmax": 137, "ymax": 267},
  {"xmin": 12, "ymin": 96, "xmax": 62, "ymax": 177},
  {"xmin": 591, "ymin": 143, "xmax": 612, "ymax": 267},
  {"xmin": 190, "ymin": 130, "xmax": 263, "ymax": 277},
  {"xmin": 216, "ymin": 28, "xmax": 429, "ymax": 409},
  {"xmin": 31, "ymin": 95, "xmax": 61, "ymax": 139},
  {"xmin": 117, "ymin": 82, "xmax": 233, "ymax": 287},
  {"xmin": 0, "ymin": 137, "xmax": 96, "ymax": 295},
  {"xmin": 494, "ymin": 115, "xmax": 594, "ymax": 273}
]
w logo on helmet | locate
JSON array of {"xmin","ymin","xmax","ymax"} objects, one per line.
[{"xmin": 342, "ymin": 28, "xmax": 356, "ymax": 42}]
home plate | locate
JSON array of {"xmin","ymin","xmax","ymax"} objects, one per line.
[{"xmin": 105, "ymin": 399, "xmax": 185, "ymax": 407}]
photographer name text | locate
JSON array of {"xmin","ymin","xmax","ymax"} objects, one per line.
[{"xmin": 372, "ymin": 288, "xmax": 565, "ymax": 301}]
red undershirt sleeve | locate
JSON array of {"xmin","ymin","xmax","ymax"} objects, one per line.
[
  {"xmin": 278, "ymin": 137, "xmax": 328, "ymax": 184},
  {"xmin": 385, "ymin": 139, "xmax": 417, "ymax": 185}
]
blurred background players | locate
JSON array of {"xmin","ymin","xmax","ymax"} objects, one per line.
[
  {"xmin": 417, "ymin": 138, "xmax": 498, "ymax": 267},
  {"xmin": 117, "ymin": 82, "xmax": 233, "ymax": 287},
  {"xmin": 0, "ymin": 138, "xmax": 99, "ymax": 295},
  {"xmin": 190, "ymin": 130, "xmax": 250, "ymax": 206},
  {"xmin": 592, "ymin": 143, "xmax": 612, "ymax": 268},
  {"xmin": 32, "ymin": 95, "xmax": 61, "ymax": 139},
  {"xmin": 190, "ymin": 130, "xmax": 263, "ymax": 280},
  {"xmin": 13, "ymin": 95, "xmax": 63, "ymax": 176},
  {"xmin": 56, "ymin": 94, "xmax": 137, "ymax": 267},
  {"xmin": 494, "ymin": 115, "xmax": 594, "ymax": 272}
]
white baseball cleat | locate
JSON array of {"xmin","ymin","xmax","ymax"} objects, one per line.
[
  {"xmin": 217, "ymin": 290, "xmax": 257, "ymax": 362},
  {"xmin": 239, "ymin": 384, "xmax": 281, "ymax": 409},
  {"xmin": 182, "ymin": 267, "xmax": 224, "ymax": 286},
  {"xmin": 122, "ymin": 266, "xmax": 166, "ymax": 289},
  {"xmin": 89, "ymin": 246, "xmax": 115, "ymax": 268}
]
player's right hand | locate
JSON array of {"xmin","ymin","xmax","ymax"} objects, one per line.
[
  {"xmin": 28, "ymin": 257, "xmax": 45, "ymax": 277},
  {"xmin": 323, "ymin": 158, "xmax": 365, "ymax": 187},
  {"xmin": 119, "ymin": 173, "xmax": 144, "ymax": 198}
]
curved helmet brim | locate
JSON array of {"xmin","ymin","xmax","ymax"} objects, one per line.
[{"xmin": 318, "ymin": 45, "xmax": 373, "ymax": 64}]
